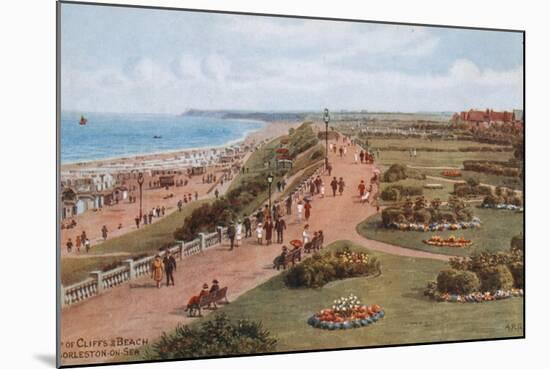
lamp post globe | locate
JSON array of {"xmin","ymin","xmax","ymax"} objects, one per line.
[
  {"xmin": 323, "ymin": 108, "xmax": 330, "ymax": 170},
  {"xmin": 137, "ymin": 172, "xmax": 144, "ymax": 219},
  {"xmin": 266, "ymin": 173, "xmax": 274, "ymax": 212}
]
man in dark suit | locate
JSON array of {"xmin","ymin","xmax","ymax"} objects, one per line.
[
  {"xmin": 275, "ymin": 217, "xmax": 287, "ymax": 243},
  {"xmin": 163, "ymin": 250, "xmax": 177, "ymax": 286}
]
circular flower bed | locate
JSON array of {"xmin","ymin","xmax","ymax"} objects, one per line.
[
  {"xmin": 431, "ymin": 288, "xmax": 523, "ymax": 303},
  {"xmin": 442, "ymin": 169, "xmax": 461, "ymax": 177},
  {"xmin": 388, "ymin": 217, "xmax": 481, "ymax": 232},
  {"xmin": 307, "ymin": 294, "xmax": 385, "ymax": 330},
  {"xmin": 423, "ymin": 235, "xmax": 472, "ymax": 247}
]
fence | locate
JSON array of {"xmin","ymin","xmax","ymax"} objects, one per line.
[{"xmin": 61, "ymin": 165, "xmax": 325, "ymax": 309}]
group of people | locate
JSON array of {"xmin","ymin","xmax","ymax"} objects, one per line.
[
  {"xmin": 65, "ymin": 230, "xmax": 91, "ymax": 253},
  {"xmin": 185, "ymin": 279, "xmax": 222, "ymax": 310},
  {"xmin": 135, "ymin": 205, "xmax": 167, "ymax": 229},
  {"xmin": 354, "ymin": 149, "xmax": 378, "ymax": 164},
  {"xmin": 150, "ymin": 250, "xmax": 178, "ymax": 288}
]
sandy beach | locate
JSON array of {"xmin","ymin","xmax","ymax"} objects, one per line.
[{"xmin": 60, "ymin": 121, "xmax": 301, "ymax": 256}]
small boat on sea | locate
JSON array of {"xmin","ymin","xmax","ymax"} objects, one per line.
[
  {"xmin": 79, "ymin": 115, "xmax": 88, "ymax": 125},
  {"xmin": 153, "ymin": 135, "xmax": 162, "ymax": 139}
]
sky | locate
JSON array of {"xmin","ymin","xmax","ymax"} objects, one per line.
[{"xmin": 61, "ymin": 3, "xmax": 524, "ymax": 114}]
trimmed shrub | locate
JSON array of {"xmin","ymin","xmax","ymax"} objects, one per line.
[
  {"xmin": 479, "ymin": 265, "xmax": 515, "ymax": 293},
  {"xmin": 284, "ymin": 247, "xmax": 380, "ymax": 288},
  {"xmin": 508, "ymin": 262, "xmax": 524, "ymax": 288},
  {"xmin": 383, "ymin": 164, "xmax": 407, "ymax": 183},
  {"xmin": 381, "ymin": 207, "xmax": 405, "ymax": 226},
  {"xmin": 437, "ymin": 269, "xmax": 480, "ymax": 294},
  {"xmin": 145, "ymin": 314, "xmax": 277, "ymax": 359},
  {"xmin": 510, "ymin": 234, "xmax": 524, "ymax": 251},
  {"xmin": 380, "ymin": 185, "xmax": 423, "ymax": 201}
]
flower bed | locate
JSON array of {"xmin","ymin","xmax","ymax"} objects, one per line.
[
  {"xmin": 481, "ymin": 203, "xmax": 524, "ymax": 212},
  {"xmin": 442, "ymin": 169, "xmax": 462, "ymax": 177},
  {"xmin": 387, "ymin": 217, "xmax": 481, "ymax": 232},
  {"xmin": 284, "ymin": 247, "xmax": 380, "ymax": 288},
  {"xmin": 423, "ymin": 235, "xmax": 472, "ymax": 248},
  {"xmin": 307, "ymin": 294, "xmax": 385, "ymax": 330},
  {"xmin": 429, "ymin": 288, "xmax": 523, "ymax": 303}
]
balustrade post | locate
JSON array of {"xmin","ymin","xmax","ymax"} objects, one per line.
[
  {"xmin": 178, "ymin": 241, "xmax": 184, "ymax": 260},
  {"xmin": 123, "ymin": 259, "xmax": 135, "ymax": 280},
  {"xmin": 60, "ymin": 283, "xmax": 66, "ymax": 308},
  {"xmin": 198, "ymin": 233, "xmax": 206, "ymax": 252},
  {"xmin": 90, "ymin": 271, "xmax": 104, "ymax": 293},
  {"xmin": 216, "ymin": 226, "xmax": 223, "ymax": 243}
]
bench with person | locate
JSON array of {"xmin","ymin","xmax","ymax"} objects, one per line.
[
  {"xmin": 273, "ymin": 245, "xmax": 302, "ymax": 270},
  {"xmin": 185, "ymin": 281, "xmax": 230, "ymax": 317}
]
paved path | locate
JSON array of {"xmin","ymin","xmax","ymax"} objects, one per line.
[{"xmin": 60, "ymin": 139, "xmax": 449, "ymax": 366}]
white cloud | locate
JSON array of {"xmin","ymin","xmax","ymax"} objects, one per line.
[{"xmin": 62, "ymin": 54, "xmax": 522, "ymax": 114}]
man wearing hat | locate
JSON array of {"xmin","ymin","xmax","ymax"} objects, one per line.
[
  {"xmin": 163, "ymin": 250, "xmax": 177, "ymax": 286},
  {"xmin": 227, "ymin": 221, "xmax": 236, "ymax": 250}
]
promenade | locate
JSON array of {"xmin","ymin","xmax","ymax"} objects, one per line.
[{"xmin": 60, "ymin": 139, "xmax": 448, "ymax": 365}]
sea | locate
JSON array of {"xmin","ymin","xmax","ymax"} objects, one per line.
[{"xmin": 60, "ymin": 112, "xmax": 265, "ymax": 164}]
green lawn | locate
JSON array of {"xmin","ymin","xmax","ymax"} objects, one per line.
[
  {"xmin": 368, "ymin": 137, "xmax": 511, "ymax": 152},
  {"xmin": 141, "ymin": 241, "xmax": 522, "ymax": 358},
  {"xmin": 357, "ymin": 208, "xmax": 524, "ymax": 257},
  {"xmin": 376, "ymin": 150, "xmax": 514, "ymax": 168},
  {"xmin": 61, "ymin": 200, "xmax": 209, "ymax": 285},
  {"xmin": 420, "ymin": 168, "xmax": 523, "ymax": 191}
]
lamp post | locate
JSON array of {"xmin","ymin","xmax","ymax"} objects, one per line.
[
  {"xmin": 266, "ymin": 173, "xmax": 274, "ymax": 215},
  {"xmin": 323, "ymin": 108, "xmax": 330, "ymax": 170},
  {"xmin": 137, "ymin": 172, "xmax": 144, "ymax": 219}
]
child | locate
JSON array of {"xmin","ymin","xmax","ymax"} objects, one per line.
[{"xmin": 256, "ymin": 223, "xmax": 263, "ymax": 245}]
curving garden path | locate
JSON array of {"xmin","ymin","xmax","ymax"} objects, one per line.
[{"xmin": 60, "ymin": 139, "xmax": 449, "ymax": 366}]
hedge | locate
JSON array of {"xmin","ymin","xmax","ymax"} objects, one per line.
[{"xmin": 144, "ymin": 314, "xmax": 276, "ymax": 359}]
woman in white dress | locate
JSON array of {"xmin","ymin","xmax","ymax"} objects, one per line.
[
  {"xmin": 302, "ymin": 224, "xmax": 310, "ymax": 245},
  {"xmin": 256, "ymin": 223, "xmax": 263, "ymax": 245},
  {"xmin": 320, "ymin": 182, "xmax": 325, "ymax": 198},
  {"xmin": 354, "ymin": 150, "xmax": 359, "ymax": 164},
  {"xmin": 235, "ymin": 221, "xmax": 242, "ymax": 246},
  {"xmin": 296, "ymin": 200, "xmax": 304, "ymax": 224}
]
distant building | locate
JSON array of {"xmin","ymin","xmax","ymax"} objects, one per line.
[
  {"xmin": 159, "ymin": 175, "xmax": 175, "ymax": 187},
  {"xmin": 452, "ymin": 108, "xmax": 523, "ymax": 129}
]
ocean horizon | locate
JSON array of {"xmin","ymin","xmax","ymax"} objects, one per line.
[{"xmin": 60, "ymin": 112, "xmax": 265, "ymax": 164}]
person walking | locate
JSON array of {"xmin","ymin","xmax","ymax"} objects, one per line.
[
  {"xmin": 177, "ymin": 200, "xmax": 183, "ymax": 212},
  {"xmin": 163, "ymin": 251, "xmax": 177, "ymax": 286},
  {"xmin": 235, "ymin": 220, "xmax": 242, "ymax": 247},
  {"xmin": 215, "ymin": 188, "xmax": 219, "ymax": 199},
  {"xmin": 330, "ymin": 177, "xmax": 338, "ymax": 197},
  {"xmin": 320, "ymin": 181, "xmax": 325, "ymax": 198},
  {"xmin": 227, "ymin": 222, "xmax": 236, "ymax": 250},
  {"xmin": 286, "ymin": 195, "xmax": 292, "ymax": 216},
  {"xmin": 354, "ymin": 150, "xmax": 359, "ymax": 164},
  {"xmin": 302, "ymin": 224, "xmax": 310, "ymax": 245},
  {"xmin": 338, "ymin": 177, "xmax": 345, "ymax": 196},
  {"xmin": 101, "ymin": 225, "xmax": 108, "ymax": 241},
  {"xmin": 150, "ymin": 255, "xmax": 164, "ymax": 288},
  {"xmin": 304, "ymin": 200, "xmax": 312, "ymax": 221},
  {"xmin": 256, "ymin": 222, "xmax": 264, "ymax": 245},
  {"xmin": 148, "ymin": 211, "xmax": 153, "ymax": 224},
  {"xmin": 327, "ymin": 163, "xmax": 333, "ymax": 176},
  {"xmin": 358, "ymin": 180, "xmax": 366, "ymax": 197},
  {"xmin": 84, "ymin": 238, "xmax": 91, "ymax": 253},
  {"xmin": 275, "ymin": 217, "xmax": 286, "ymax": 243},
  {"xmin": 296, "ymin": 200, "xmax": 304, "ymax": 224},
  {"xmin": 81, "ymin": 231, "xmax": 87, "ymax": 246},
  {"xmin": 135, "ymin": 215, "xmax": 141, "ymax": 229},
  {"xmin": 243, "ymin": 215, "xmax": 252, "ymax": 238},
  {"xmin": 66, "ymin": 238, "xmax": 73, "ymax": 253},
  {"xmin": 359, "ymin": 150, "xmax": 365, "ymax": 164},
  {"xmin": 264, "ymin": 217, "xmax": 274, "ymax": 245},
  {"xmin": 75, "ymin": 235, "xmax": 81, "ymax": 253}
]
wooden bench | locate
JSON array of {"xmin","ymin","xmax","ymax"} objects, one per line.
[
  {"xmin": 273, "ymin": 248, "xmax": 302, "ymax": 270},
  {"xmin": 186, "ymin": 287, "xmax": 230, "ymax": 317}
]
